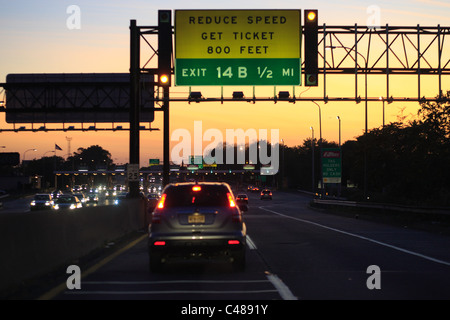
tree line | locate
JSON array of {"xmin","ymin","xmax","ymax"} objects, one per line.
[{"xmin": 282, "ymin": 91, "xmax": 450, "ymax": 206}]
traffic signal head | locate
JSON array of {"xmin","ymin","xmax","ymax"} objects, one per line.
[
  {"xmin": 159, "ymin": 74, "xmax": 170, "ymax": 85},
  {"xmin": 304, "ymin": 9, "xmax": 318, "ymax": 86},
  {"xmin": 158, "ymin": 10, "xmax": 172, "ymax": 87}
]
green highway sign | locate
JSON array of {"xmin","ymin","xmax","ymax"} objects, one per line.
[
  {"xmin": 322, "ymin": 148, "xmax": 342, "ymax": 184},
  {"xmin": 175, "ymin": 10, "xmax": 301, "ymax": 86}
]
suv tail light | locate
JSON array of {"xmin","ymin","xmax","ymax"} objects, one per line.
[
  {"xmin": 227, "ymin": 193, "xmax": 236, "ymax": 208},
  {"xmin": 157, "ymin": 194, "xmax": 166, "ymax": 209},
  {"xmin": 228, "ymin": 193, "xmax": 242, "ymax": 222},
  {"xmin": 152, "ymin": 194, "xmax": 167, "ymax": 223}
]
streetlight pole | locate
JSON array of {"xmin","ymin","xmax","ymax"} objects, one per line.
[
  {"xmin": 310, "ymin": 126, "xmax": 315, "ymax": 194},
  {"xmin": 337, "ymin": 116, "xmax": 342, "ymax": 197},
  {"xmin": 336, "ymin": 116, "xmax": 341, "ymax": 147},
  {"xmin": 311, "ymin": 101, "xmax": 323, "ymax": 197},
  {"xmin": 327, "ymin": 45, "xmax": 368, "ymax": 199},
  {"xmin": 379, "ymin": 96, "xmax": 385, "ymax": 126},
  {"xmin": 281, "ymin": 139, "xmax": 285, "ymax": 189},
  {"xmin": 23, "ymin": 148, "xmax": 37, "ymax": 163}
]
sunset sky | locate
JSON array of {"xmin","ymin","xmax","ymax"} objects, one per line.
[{"xmin": 1, "ymin": 0, "xmax": 449, "ymax": 166}]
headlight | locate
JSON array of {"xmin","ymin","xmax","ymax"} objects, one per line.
[
  {"xmin": 70, "ymin": 204, "xmax": 76, "ymax": 209},
  {"xmin": 45, "ymin": 201, "xmax": 51, "ymax": 206},
  {"xmin": 30, "ymin": 201, "xmax": 36, "ymax": 206},
  {"xmin": 54, "ymin": 204, "xmax": 59, "ymax": 210}
]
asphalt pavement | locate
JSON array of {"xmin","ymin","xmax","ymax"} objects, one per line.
[{"xmin": 37, "ymin": 190, "xmax": 450, "ymax": 301}]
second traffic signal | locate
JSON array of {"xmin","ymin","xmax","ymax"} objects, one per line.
[
  {"xmin": 304, "ymin": 9, "xmax": 318, "ymax": 86},
  {"xmin": 158, "ymin": 10, "xmax": 172, "ymax": 87}
]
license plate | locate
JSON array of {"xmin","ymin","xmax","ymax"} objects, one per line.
[{"xmin": 188, "ymin": 214, "xmax": 205, "ymax": 224}]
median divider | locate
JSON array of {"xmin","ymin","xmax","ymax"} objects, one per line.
[{"xmin": 0, "ymin": 199, "xmax": 146, "ymax": 297}]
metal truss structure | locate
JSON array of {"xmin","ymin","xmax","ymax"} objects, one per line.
[
  {"xmin": 137, "ymin": 24, "xmax": 450, "ymax": 104},
  {"xmin": 1, "ymin": 23, "xmax": 449, "ymax": 127}
]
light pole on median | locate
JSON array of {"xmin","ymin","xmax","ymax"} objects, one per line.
[
  {"xmin": 337, "ymin": 116, "xmax": 342, "ymax": 197},
  {"xmin": 23, "ymin": 148, "xmax": 37, "ymax": 163},
  {"xmin": 311, "ymin": 101, "xmax": 323, "ymax": 197},
  {"xmin": 326, "ymin": 45, "xmax": 369, "ymax": 199}
]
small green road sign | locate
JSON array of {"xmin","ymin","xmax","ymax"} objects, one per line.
[
  {"xmin": 322, "ymin": 148, "xmax": 342, "ymax": 184},
  {"xmin": 149, "ymin": 159, "xmax": 160, "ymax": 166}
]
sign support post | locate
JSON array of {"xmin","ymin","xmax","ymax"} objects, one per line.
[{"xmin": 129, "ymin": 19, "xmax": 140, "ymax": 198}]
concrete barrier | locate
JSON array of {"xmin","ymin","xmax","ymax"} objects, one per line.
[{"xmin": 0, "ymin": 199, "xmax": 146, "ymax": 297}]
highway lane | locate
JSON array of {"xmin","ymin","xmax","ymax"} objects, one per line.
[
  {"xmin": 45, "ymin": 191, "xmax": 450, "ymax": 300},
  {"xmin": 0, "ymin": 193, "xmax": 112, "ymax": 215}
]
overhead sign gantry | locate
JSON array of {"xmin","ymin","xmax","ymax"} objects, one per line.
[{"xmin": 175, "ymin": 10, "xmax": 302, "ymax": 86}]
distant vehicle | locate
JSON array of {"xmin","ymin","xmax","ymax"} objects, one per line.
[
  {"xmin": 148, "ymin": 182, "xmax": 246, "ymax": 272},
  {"xmin": 147, "ymin": 193, "xmax": 160, "ymax": 212},
  {"xmin": 73, "ymin": 193, "xmax": 87, "ymax": 206},
  {"xmin": 105, "ymin": 189, "xmax": 117, "ymax": 198},
  {"xmin": 252, "ymin": 186, "xmax": 260, "ymax": 193},
  {"xmin": 235, "ymin": 194, "xmax": 248, "ymax": 204},
  {"xmin": 86, "ymin": 192, "xmax": 99, "ymax": 203},
  {"xmin": 51, "ymin": 190, "xmax": 64, "ymax": 199},
  {"xmin": 235, "ymin": 194, "xmax": 249, "ymax": 212},
  {"xmin": 53, "ymin": 195, "xmax": 82, "ymax": 210},
  {"xmin": 112, "ymin": 192, "xmax": 128, "ymax": 205},
  {"xmin": 30, "ymin": 194, "xmax": 54, "ymax": 211},
  {"xmin": 260, "ymin": 189, "xmax": 272, "ymax": 200}
]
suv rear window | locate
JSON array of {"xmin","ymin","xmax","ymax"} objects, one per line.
[{"xmin": 164, "ymin": 185, "xmax": 229, "ymax": 208}]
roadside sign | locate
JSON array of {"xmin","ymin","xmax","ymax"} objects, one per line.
[
  {"xmin": 189, "ymin": 155, "xmax": 204, "ymax": 169},
  {"xmin": 149, "ymin": 159, "xmax": 160, "ymax": 166},
  {"xmin": 175, "ymin": 10, "xmax": 301, "ymax": 86},
  {"xmin": 127, "ymin": 164, "xmax": 140, "ymax": 182},
  {"xmin": 322, "ymin": 148, "xmax": 341, "ymax": 184}
]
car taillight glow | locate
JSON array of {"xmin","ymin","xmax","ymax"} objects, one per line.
[
  {"xmin": 153, "ymin": 241, "xmax": 166, "ymax": 246},
  {"xmin": 227, "ymin": 193, "xmax": 236, "ymax": 208},
  {"xmin": 157, "ymin": 194, "xmax": 167, "ymax": 209},
  {"xmin": 228, "ymin": 240, "xmax": 240, "ymax": 245},
  {"xmin": 192, "ymin": 185, "xmax": 202, "ymax": 192}
]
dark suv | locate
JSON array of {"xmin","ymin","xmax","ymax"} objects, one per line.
[{"xmin": 148, "ymin": 182, "xmax": 246, "ymax": 272}]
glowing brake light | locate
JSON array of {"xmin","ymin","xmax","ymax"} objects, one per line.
[
  {"xmin": 228, "ymin": 240, "xmax": 240, "ymax": 245},
  {"xmin": 157, "ymin": 194, "xmax": 167, "ymax": 209},
  {"xmin": 227, "ymin": 193, "xmax": 236, "ymax": 208},
  {"xmin": 192, "ymin": 185, "xmax": 202, "ymax": 192},
  {"xmin": 153, "ymin": 241, "xmax": 166, "ymax": 246}
]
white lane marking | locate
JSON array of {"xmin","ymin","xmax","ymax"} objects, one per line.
[
  {"xmin": 266, "ymin": 274, "xmax": 298, "ymax": 300},
  {"xmin": 65, "ymin": 289, "xmax": 278, "ymax": 295},
  {"xmin": 83, "ymin": 280, "xmax": 270, "ymax": 285},
  {"xmin": 247, "ymin": 235, "xmax": 257, "ymax": 250},
  {"xmin": 259, "ymin": 206, "xmax": 450, "ymax": 267}
]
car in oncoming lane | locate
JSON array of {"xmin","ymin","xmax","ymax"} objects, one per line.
[
  {"xmin": 148, "ymin": 182, "xmax": 247, "ymax": 272},
  {"xmin": 30, "ymin": 194, "xmax": 54, "ymax": 211},
  {"xmin": 53, "ymin": 195, "xmax": 82, "ymax": 210}
]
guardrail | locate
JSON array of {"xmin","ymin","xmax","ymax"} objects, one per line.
[{"xmin": 312, "ymin": 198, "xmax": 450, "ymax": 216}]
